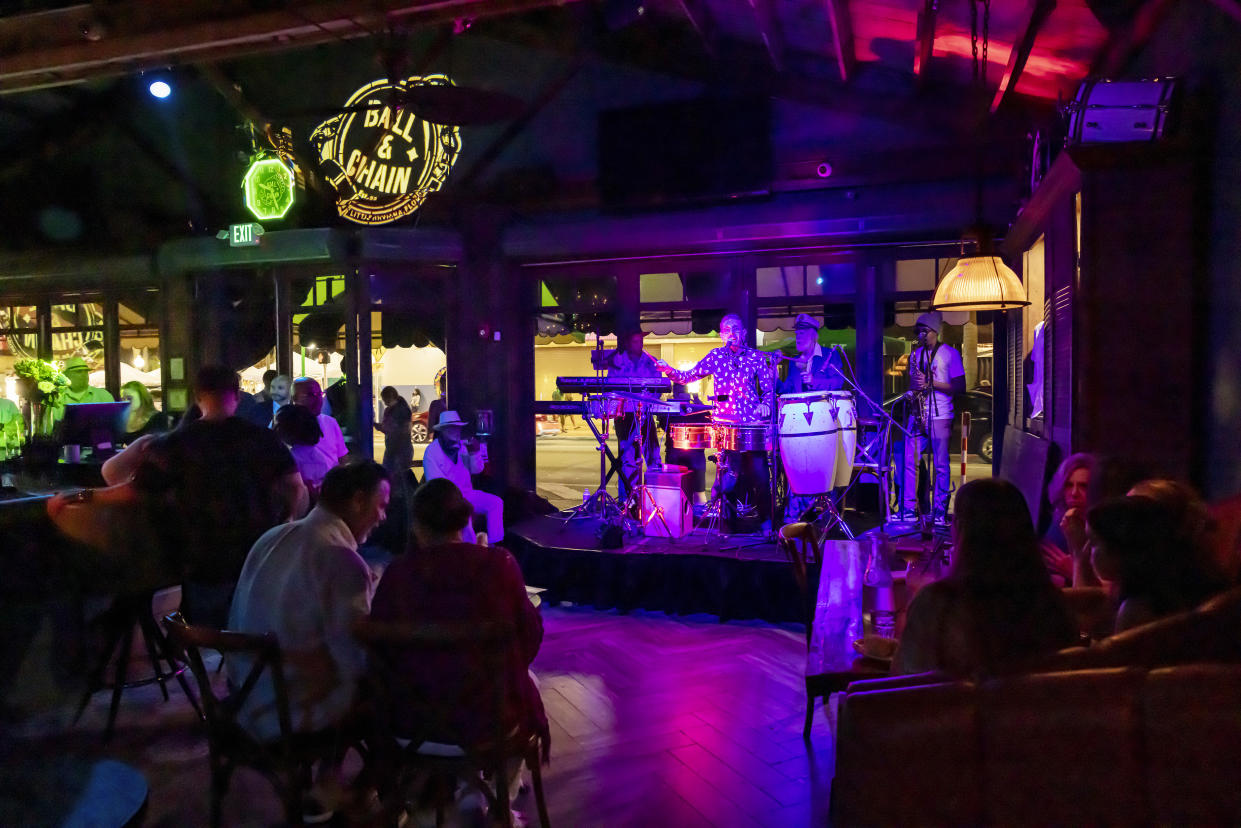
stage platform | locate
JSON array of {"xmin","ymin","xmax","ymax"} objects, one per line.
[
  {"xmin": 506, "ymin": 513, "xmax": 807, "ymax": 624},
  {"xmin": 505, "ymin": 510, "xmax": 947, "ymax": 625}
]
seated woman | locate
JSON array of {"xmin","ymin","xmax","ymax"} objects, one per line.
[
  {"xmin": 120, "ymin": 380, "xmax": 170, "ymax": 442},
  {"xmin": 1087, "ymin": 493, "xmax": 1228, "ymax": 634},
  {"xmin": 368, "ymin": 478, "xmax": 547, "ymax": 803},
  {"xmin": 894, "ymin": 478, "xmax": 1078, "ymax": 677},
  {"xmin": 274, "ymin": 403, "xmax": 332, "ymax": 499},
  {"xmin": 1041, "ymin": 453, "xmax": 1096, "ymax": 586}
]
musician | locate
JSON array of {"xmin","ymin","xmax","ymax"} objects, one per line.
[
  {"xmin": 901, "ymin": 311, "xmax": 965, "ymax": 525},
  {"xmin": 777, "ymin": 314, "xmax": 845, "ymax": 395},
  {"xmin": 655, "ymin": 314, "xmax": 776, "ymax": 529},
  {"xmin": 606, "ymin": 327, "xmax": 662, "ymax": 502}
]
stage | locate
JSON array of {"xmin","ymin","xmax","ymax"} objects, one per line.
[{"xmin": 506, "ymin": 512, "xmax": 809, "ymax": 624}]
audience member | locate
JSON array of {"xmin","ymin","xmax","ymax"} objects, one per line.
[
  {"xmin": 120, "ymin": 381, "xmax": 169, "ymax": 442},
  {"xmin": 368, "ymin": 478, "xmax": 547, "ymax": 808},
  {"xmin": 228, "ymin": 460, "xmax": 389, "ymax": 742},
  {"xmin": 293, "ymin": 377, "xmax": 348, "ymax": 466},
  {"xmin": 237, "ymin": 369, "xmax": 279, "ymax": 426},
  {"xmin": 1041, "ymin": 452, "xmax": 1096, "ymax": 586},
  {"xmin": 1087, "ymin": 494, "xmax": 1228, "ymax": 634},
  {"xmin": 422, "ymin": 410, "xmax": 503, "ymax": 543},
  {"xmin": 132, "ymin": 366, "xmax": 307, "ymax": 627},
  {"xmin": 373, "ymin": 386, "xmax": 413, "ymax": 474},
  {"xmin": 274, "ymin": 403, "xmax": 331, "ymax": 498},
  {"xmin": 894, "ymin": 478, "xmax": 1077, "ymax": 677}
]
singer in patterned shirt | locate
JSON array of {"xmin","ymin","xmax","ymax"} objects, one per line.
[{"xmin": 655, "ymin": 314, "xmax": 776, "ymax": 529}]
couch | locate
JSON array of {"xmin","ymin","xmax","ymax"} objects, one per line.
[{"xmin": 831, "ymin": 586, "xmax": 1241, "ymax": 826}]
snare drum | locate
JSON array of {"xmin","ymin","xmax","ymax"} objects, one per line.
[
  {"xmin": 669, "ymin": 424, "xmax": 714, "ymax": 450},
  {"xmin": 585, "ymin": 394, "xmax": 624, "ymax": 420},
  {"xmin": 777, "ymin": 390, "xmax": 857, "ymax": 495},
  {"xmin": 711, "ymin": 422, "xmax": 772, "ymax": 452}
]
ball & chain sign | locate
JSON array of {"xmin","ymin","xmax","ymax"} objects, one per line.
[{"xmin": 311, "ymin": 74, "xmax": 461, "ymax": 225}]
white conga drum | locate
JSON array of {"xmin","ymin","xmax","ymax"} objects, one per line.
[{"xmin": 777, "ymin": 391, "xmax": 857, "ymax": 495}]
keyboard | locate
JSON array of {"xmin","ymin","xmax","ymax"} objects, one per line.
[{"xmin": 556, "ymin": 376, "xmax": 672, "ymax": 395}]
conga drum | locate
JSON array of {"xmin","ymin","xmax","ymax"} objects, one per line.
[{"xmin": 777, "ymin": 391, "xmax": 857, "ymax": 495}]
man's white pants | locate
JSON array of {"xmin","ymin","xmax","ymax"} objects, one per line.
[{"xmin": 461, "ymin": 488, "xmax": 505, "ymax": 543}]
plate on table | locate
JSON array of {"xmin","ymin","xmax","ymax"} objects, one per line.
[{"xmin": 852, "ymin": 636, "xmax": 898, "ymax": 664}]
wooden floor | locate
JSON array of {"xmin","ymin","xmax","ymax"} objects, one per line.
[{"xmin": 2, "ymin": 607, "xmax": 834, "ymax": 827}]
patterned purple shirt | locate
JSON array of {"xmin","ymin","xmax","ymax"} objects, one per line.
[{"xmin": 664, "ymin": 346, "xmax": 776, "ymax": 424}]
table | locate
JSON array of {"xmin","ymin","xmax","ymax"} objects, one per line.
[{"xmin": 801, "ymin": 536, "xmax": 945, "ymax": 739}]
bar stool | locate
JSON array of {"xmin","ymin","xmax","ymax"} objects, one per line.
[{"xmin": 74, "ymin": 585, "xmax": 200, "ymax": 741}]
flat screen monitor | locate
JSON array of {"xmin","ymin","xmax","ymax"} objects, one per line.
[{"xmin": 60, "ymin": 401, "xmax": 131, "ymax": 448}]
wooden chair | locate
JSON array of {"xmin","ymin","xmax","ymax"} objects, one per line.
[
  {"xmin": 163, "ymin": 612, "xmax": 347, "ymax": 827},
  {"xmin": 777, "ymin": 521, "xmax": 821, "ymax": 647},
  {"xmin": 354, "ymin": 618, "xmax": 551, "ymax": 827}
]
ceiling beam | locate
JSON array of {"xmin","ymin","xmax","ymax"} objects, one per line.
[
  {"xmin": 913, "ymin": 0, "xmax": 938, "ymax": 86},
  {"xmin": 0, "ymin": 0, "xmax": 584, "ymax": 95},
  {"xmin": 1092, "ymin": 0, "xmax": 1177, "ymax": 76},
  {"xmin": 675, "ymin": 0, "xmax": 720, "ymax": 58},
  {"xmin": 456, "ymin": 55, "xmax": 585, "ymax": 192},
  {"xmin": 748, "ymin": 0, "xmax": 786, "ymax": 73},
  {"xmin": 822, "ymin": 0, "xmax": 856, "ymax": 84},
  {"xmin": 990, "ymin": 0, "xmax": 1056, "ymax": 113}
]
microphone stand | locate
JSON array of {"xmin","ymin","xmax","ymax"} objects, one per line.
[{"xmin": 826, "ymin": 351, "xmax": 914, "ymax": 535}]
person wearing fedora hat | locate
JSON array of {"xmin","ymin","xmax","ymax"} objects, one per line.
[
  {"xmin": 901, "ymin": 311, "xmax": 965, "ymax": 525},
  {"xmin": 777, "ymin": 313, "xmax": 845, "ymax": 395},
  {"xmin": 607, "ymin": 327, "xmax": 662, "ymax": 503},
  {"xmin": 422, "ymin": 409, "xmax": 505, "ymax": 543}
]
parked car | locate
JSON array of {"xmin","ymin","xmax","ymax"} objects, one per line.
[
  {"xmin": 883, "ymin": 388, "xmax": 993, "ymax": 462},
  {"xmin": 411, "ymin": 410, "xmax": 430, "ymax": 443}
]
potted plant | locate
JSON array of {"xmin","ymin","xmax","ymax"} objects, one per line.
[{"xmin": 13, "ymin": 358, "xmax": 70, "ymax": 446}]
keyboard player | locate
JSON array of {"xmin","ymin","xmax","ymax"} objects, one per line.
[{"xmin": 605, "ymin": 326, "xmax": 663, "ymax": 504}]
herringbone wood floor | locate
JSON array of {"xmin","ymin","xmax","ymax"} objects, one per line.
[{"xmin": 6, "ymin": 606, "xmax": 833, "ymax": 827}]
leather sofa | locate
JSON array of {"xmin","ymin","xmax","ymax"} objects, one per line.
[{"xmin": 831, "ymin": 587, "xmax": 1241, "ymax": 826}]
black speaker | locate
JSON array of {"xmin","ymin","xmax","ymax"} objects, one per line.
[{"xmin": 598, "ymin": 97, "xmax": 772, "ymax": 208}]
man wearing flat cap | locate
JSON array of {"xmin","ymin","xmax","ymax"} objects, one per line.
[
  {"xmin": 777, "ymin": 314, "xmax": 845, "ymax": 395},
  {"xmin": 901, "ymin": 311, "xmax": 965, "ymax": 525}
]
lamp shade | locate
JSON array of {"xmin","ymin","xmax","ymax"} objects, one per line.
[{"xmin": 931, "ymin": 255, "xmax": 1030, "ymax": 312}]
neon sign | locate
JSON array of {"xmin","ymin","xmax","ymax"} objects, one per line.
[
  {"xmin": 311, "ymin": 74, "xmax": 461, "ymax": 226},
  {"xmin": 242, "ymin": 158, "xmax": 295, "ymax": 220}
]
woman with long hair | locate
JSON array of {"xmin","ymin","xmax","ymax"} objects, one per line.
[
  {"xmin": 894, "ymin": 478, "xmax": 1078, "ymax": 676},
  {"xmin": 1088, "ymin": 492, "xmax": 1228, "ymax": 634},
  {"xmin": 120, "ymin": 380, "xmax": 169, "ymax": 441}
]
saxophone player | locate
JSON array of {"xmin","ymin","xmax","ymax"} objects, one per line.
[{"xmin": 900, "ymin": 312, "xmax": 966, "ymax": 525}]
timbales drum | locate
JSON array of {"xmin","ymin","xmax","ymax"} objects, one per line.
[
  {"xmin": 711, "ymin": 422, "xmax": 772, "ymax": 452},
  {"xmin": 669, "ymin": 423, "xmax": 714, "ymax": 449},
  {"xmin": 777, "ymin": 390, "xmax": 857, "ymax": 495},
  {"xmin": 585, "ymin": 394, "xmax": 625, "ymax": 420}
]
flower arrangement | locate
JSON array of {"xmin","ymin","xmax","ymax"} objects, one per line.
[{"xmin": 14, "ymin": 358, "xmax": 70, "ymax": 408}]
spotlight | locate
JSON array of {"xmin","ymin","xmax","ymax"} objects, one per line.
[
  {"xmin": 148, "ymin": 79, "xmax": 171, "ymax": 99},
  {"xmin": 816, "ymin": 161, "xmax": 832, "ymax": 178}
]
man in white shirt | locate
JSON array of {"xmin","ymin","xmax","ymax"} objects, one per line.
[
  {"xmin": 293, "ymin": 377, "xmax": 348, "ymax": 465},
  {"xmin": 422, "ymin": 409, "xmax": 504, "ymax": 543},
  {"xmin": 901, "ymin": 311, "xmax": 966, "ymax": 525},
  {"xmin": 227, "ymin": 460, "xmax": 390, "ymax": 742}
]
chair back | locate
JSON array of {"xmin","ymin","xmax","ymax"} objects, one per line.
[
  {"xmin": 354, "ymin": 618, "xmax": 516, "ymax": 751},
  {"xmin": 163, "ymin": 612, "xmax": 296, "ymax": 746},
  {"xmin": 778, "ymin": 522, "xmax": 821, "ymax": 640}
]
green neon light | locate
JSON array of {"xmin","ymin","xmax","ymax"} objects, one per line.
[{"xmin": 242, "ymin": 158, "xmax": 295, "ymax": 220}]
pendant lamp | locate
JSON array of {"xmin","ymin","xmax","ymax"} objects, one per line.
[
  {"xmin": 931, "ymin": 252, "xmax": 1029, "ymax": 312},
  {"xmin": 931, "ymin": 0, "xmax": 1030, "ymax": 314}
]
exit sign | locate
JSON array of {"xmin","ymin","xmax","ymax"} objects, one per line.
[{"xmin": 229, "ymin": 222, "xmax": 263, "ymax": 246}]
